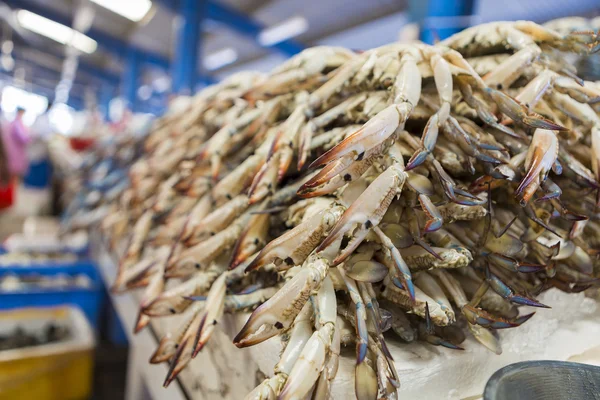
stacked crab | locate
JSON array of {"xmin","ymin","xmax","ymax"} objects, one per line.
[{"xmin": 94, "ymin": 21, "xmax": 600, "ymax": 400}]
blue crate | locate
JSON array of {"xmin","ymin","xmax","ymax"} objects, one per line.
[{"xmin": 0, "ymin": 261, "xmax": 104, "ymax": 329}]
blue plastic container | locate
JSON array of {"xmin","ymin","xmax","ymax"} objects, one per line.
[{"xmin": 0, "ymin": 261, "xmax": 104, "ymax": 329}]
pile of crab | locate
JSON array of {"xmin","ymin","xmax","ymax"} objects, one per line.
[{"xmin": 97, "ymin": 20, "xmax": 600, "ymax": 400}]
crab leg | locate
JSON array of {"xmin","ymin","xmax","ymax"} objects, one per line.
[
  {"xmin": 245, "ymin": 302, "xmax": 314, "ymax": 400},
  {"xmin": 278, "ymin": 275, "xmax": 336, "ymax": 400},
  {"xmin": 485, "ymin": 265, "xmax": 549, "ymax": 308}
]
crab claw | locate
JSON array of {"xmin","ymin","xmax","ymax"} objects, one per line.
[
  {"xmin": 485, "ymin": 88, "xmax": 567, "ymax": 131},
  {"xmin": 418, "ymin": 194, "xmax": 443, "ymax": 233},
  {"xmin": 234, "ymin": 257, "xmax": 328, "ymax": 347},
  {"xmin": 298, "ymin": 148, "xmax": 380, "ymax": 198},
  {"xmin": 485, "ymin": 266, "xmax": 549, "ymax": 308},
  {"xmin": 422, "ymin": 303, "xmax": 464, "ymax": 350},
  {"xmin": 192, "ymin": 274, "xmax": 227, "ymax": 356},
  {"xmin": 317, "ymin": 165, "xmax": 407, "ymax": 263},
  {"xmin": 167, "ymin": 224, "xmax": 242, "ymax": 278},
  {"xmin": 229, "ymin": 213, "xmax": 270, "ymax": 269},
  {"xmin": 516, "ymin": 129, "xmax": 559, "ymax": 206},
  {"xmin": 143, "ymin": 272, "xmax": 216, "ymax": 316},
  {"xmin": 248, "ymin": 154, "xmax": 280, "ymax": 205},
  {"xmin": 135, "ymin": 267, "xmax": 166, "ymax": 333},
  {"xmin": 310, "ymin": 104, "xmax": 410, "ymax": 168},
  {"xmin": 150, "ymin": 303, "xmax": 203, "ymax": 364},
  {"xmin": 432, "ymin": 159, "xmax": 484, "ymax": 206},
  {"xmin": 245, "ymin": 205, "xmax": 344, "ymax": 272},
  {"xmin": 488, "ymin": 253, "xmax": 545, "ymax": 273},
  {"xmin": 406, "ymin": 109, "xmax": 444, "ymax": 171},
  {"xmin": 162, "ymin": 303, "xmax": 210, "ymax": 386},
  {"xmin": 463, "ymin": 304, "xmax": 535, "ymax": 329},
  {"xmin": 163, "ymin": 336, "xmax": 195, "ymax": 387}
]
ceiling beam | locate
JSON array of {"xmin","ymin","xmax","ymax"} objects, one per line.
[
  {"xmin": 12, "ymin": 45, "xmax": 120, "ymax": 86},
  {"xmin": 3, "ymin": 0, "xmax": 170, "ymax": 69},
  {"xmin": 156, "ymin": 0, "xmax": 305, "ymax": 56},
  {"xmin": 4, "ymin": 0, "xmax": 216, "ymax": 89}
]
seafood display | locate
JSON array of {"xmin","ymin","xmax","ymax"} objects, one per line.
[
  {"xmin": 64, "ymin": 20, "xmax": 600, "ymax": 399},
  {"xmin": 0, "ymin": 273, "xmax": 93, "ymax": 292},
  {"xmin": 0, "ymin": 323, "xmax": 70, "ymax": 351}
]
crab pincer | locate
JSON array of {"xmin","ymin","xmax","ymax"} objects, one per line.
[
  {"xmin": 316, "ymin": 165, "xmax": 408, "ymax": 264},
  {"xmin": 462, "ymin": 304, "xmax": 535, "ymax": 329},
  {"xmin": 516, "ymin": 129, "xmax": 559, "ymax": 206},
  {"xmin": 485, "ymin": 265, "xmax": 550, "ymax": 308},
  {"xmin": 245, "ymin": 205, "xmax": 345, "ymax": 272},
  {"xmin": 485, "ymin": 88, "xmax": 567, "ymax": 131},
  {"xmin": 234, "ymin": 256, "xmax": 329, "ymax": 347}
]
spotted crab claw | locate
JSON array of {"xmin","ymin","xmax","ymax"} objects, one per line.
[
  {"xmin": 485, "ymin": 88, "xmax": 567, "ymax": 131},
  {"xmin": 229, "ymin": 213, "xmax": 270, "ymax": 269},
  {"xmin": 462, "ymin": 304, "xmax": 535, "ymax": 329},
  {"xmin": 162, "ymin": 304, "xmax": 206, "ymax": 386},
  {"xmin": 297, "ymin": 142, "xmax": 385, "ymax": 198},
  {"xmin": 150, "ymin": 303, "xmax": 203, "ymax": 364},
  {"xmin": 135, "ymin": 264, "xmax": 166, "ymax": 333},
  {"xmin": 516, "ymin": 129, "xmax": 559, "ymax": 206},
  {"xmin": 167, "ymin": 221, "xmax": 244, "ymax": 278},
  {"xmin": 248, "ymin": 153, "xmax": 280, "ymax": 204},
  {"xmin": 143, "ymin": 268, "xmax": 220, "ymax": 316},
  {"xmin": 316, "ymin": 165, "xmax": 408, "ymax": 264},
  {"xmin": 245, "ymin": 205, "xmax": 345, "ymax": 272},
  {"xmin": 186, "ymin": 195, "xmax": 249, "ymax": 245},
  {"xmin": 485, "ymin": 266, "xmax": 549, "ymax": 308},
  {"xmin": 192, "ymin": 273, "xmax": 227, "ymax": 356},
  {"xmin": 234, "ymin": 257, "xmax": 329, "ymax": 347},
  {"xmin": 310, "ymin": 104, "xmax": 411, "ymax": 169}
]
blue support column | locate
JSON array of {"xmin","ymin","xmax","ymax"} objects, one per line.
[
  {"xmin": 99, "ymin": 86, "xmax": 114, "ymax": 121},
  {"xmin": 123, "ymin": 50, "xmax": 139, "ymax": 112},
  {"xmin": 414, "ymin": 0, "xmax": 475, "ymax": 44},
  {"xmin": 172, "ymin": 0, "xmax": 206, "ymax": 95}
]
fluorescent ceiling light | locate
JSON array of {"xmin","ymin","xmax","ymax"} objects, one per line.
[
  {"xmin": 16, "ymin": 10, "xmax": 97, "ymax": 54},
  {"xmin": 90, "ymin": 0, "xmax": 152, "ymax": 22},
  {"xmin": 204, "ymin": 48, "xmax": 238, "ymax": 71},
  {"xmin": 258, "ymin": 16, "xmax": 308, "ymax": 47}
]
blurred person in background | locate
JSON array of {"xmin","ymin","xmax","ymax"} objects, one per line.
[{"xmin": 3, "ymin": 106, "xmax": 31, "ymax": 180}]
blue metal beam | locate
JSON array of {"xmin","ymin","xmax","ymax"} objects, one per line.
[
  {"xmin": 207, "ymin": 2, "xmax": 304, "ymax": 56},
  {"xmin": 172, "ymin": 0, "xmax": 206, "ymax": 94},
  {"xmin": 123, "ymin": 50, "xmax": 139, "ymax": 112},
  {"xmin": 4, "ymin": 0, "xmax": 170, "ymax": 69},
  {"xmin": 415, "ymin": 0, "xmax": 475, "ymax": 44},
  {"xmin": 156, "ymin": 0, "xmax": 304, "ymax": 56}
]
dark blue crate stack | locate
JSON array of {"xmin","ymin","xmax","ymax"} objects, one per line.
[{"xmin": 0, "ymin": 260, "xmax": 104, "ymax": 329}]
